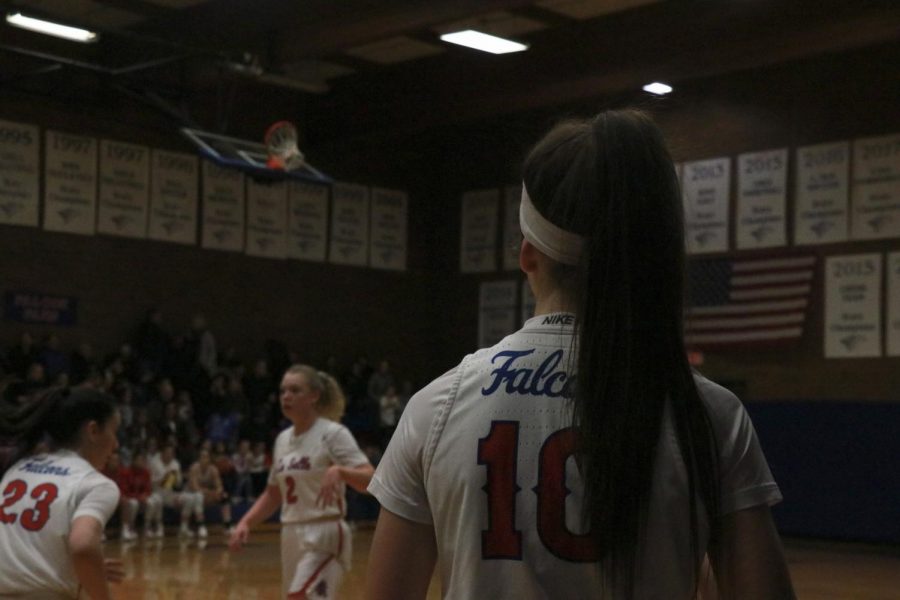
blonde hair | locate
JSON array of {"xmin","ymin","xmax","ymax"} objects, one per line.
[{"xmin": 285, "ymin": 364, "xmax": 346, "ymax": 422}]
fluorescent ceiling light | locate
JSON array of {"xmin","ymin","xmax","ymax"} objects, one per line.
[
  {"xmin": 440, "ymin": 30, "xmax": 528, "ymax": 54},
  {"xmin": 6, "ymin": 12, "xmax": 98, "ymax": 43},
  {"xmin": 643, "ymin": 82, "xmax": 673, "ymax": 95}
]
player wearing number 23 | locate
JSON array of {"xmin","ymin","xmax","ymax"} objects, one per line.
[
  {"xmin": 0, "ymin": 388, "xmax": 122, "ymax": 600},
  {"xmin": 366, "ymin": 110, "xmax": 795, "ymax": 599}
]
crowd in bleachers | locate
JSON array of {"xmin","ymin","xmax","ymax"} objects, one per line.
[{"xmin": 0, "ymin": 309, "xmax": 415, "ymax": 538}]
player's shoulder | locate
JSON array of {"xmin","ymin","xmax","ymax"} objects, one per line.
[
  {"xmin": 692, "ymin": 372, "xmax": 747, "ymax": 426},
  {"xmin": 317, "ymin": 417, "xmax": 352, "ymax": 438}
]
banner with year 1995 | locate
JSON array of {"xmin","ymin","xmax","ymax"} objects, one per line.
[{"xmin": 0, "ymin": 119, "xmax": 39, "ymax": 227}]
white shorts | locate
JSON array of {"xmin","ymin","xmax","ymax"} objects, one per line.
[{"xmin": 281, "ymin": 520, "xmax": 351, "ymax": 599}]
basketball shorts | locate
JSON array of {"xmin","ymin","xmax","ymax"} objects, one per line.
[{"xmin": 281, "ymin": 520, "xmax": 351, "ymax": 599}]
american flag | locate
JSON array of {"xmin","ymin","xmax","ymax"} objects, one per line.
[{"xmin": 685, "ymin": 255, "xmax": 817, "ymax": 348}]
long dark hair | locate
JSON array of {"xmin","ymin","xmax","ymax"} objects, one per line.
[
  {"xmin": 0, "ymin": 387, "xmax": 116, "ymax": 474},
  {"xmin": 522, "ymin": 109, "xmax": 720, "ymax": 597}
]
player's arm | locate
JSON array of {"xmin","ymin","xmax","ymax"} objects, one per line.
[
  {"xmin": 228, "ymin": 484, "xmax": 281, "ymax": 551},
  {"xmin": 366, "ymin": 508, "xmax": 436, "ymax": 600},
  {"xmin": 709, "ymin": 505, "xmax": 796, "ymax": 600},
  {"xmin": 69, "ymin": 516, "xmax": 113, "ymax": 600},
  {"xmin": 334, "ymin": 463, "xmax": 374, "ymax": 493}
]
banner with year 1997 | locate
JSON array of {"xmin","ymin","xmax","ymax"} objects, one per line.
[
  {"xmin": 201, "ymin": 161, "xmax": 244, "ymax": 251},
  {"xmin": 98, "ymin": 140, "xmax": 150, "ymax": 238},
  {"xmin": 736, "ymin": 148, "xmax": 787, "ymax": 249},
  {"xmin": 44, "ymin": 130, "xmax": 97, "ymax": 235},
  {"xmin": 246, "ymin": 178, "xmax": 287, "ymax": 259},
  {"xmin": 824, "ymin": 253, "xmax": 882, "ymax": 358},
  {"xmin": 369, "ymin": 187, "xmax": 407, "ymax": 271},
  {"xmin": 288, "ymin": 181, "xmax": 328, "ymax": 262},
  {"xmin": 329, "ymin": 182, "xmax": 369, "ymax": 266},
  {"xmin": 682, "ymin": 158, "xmax": 730, "ymax": 254},
  {"xmin": 0, "ymin": 119, "xmax": 39, "ymax": 227},
  {"xmin": 149, "ymin": 150, "xmax": 198, "ymax": 245}
]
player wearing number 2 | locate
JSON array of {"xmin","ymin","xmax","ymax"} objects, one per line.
[
  {"xmin": 367, "ymin": 110, "xmax": 796, "ymax": 599},
  {"xmin": 229, "ymin": 365, "xmax": 373, "ymax": 599},
  {"xmin": 0, "ymin": 387, "xmax": 123, "ymax": 599}
]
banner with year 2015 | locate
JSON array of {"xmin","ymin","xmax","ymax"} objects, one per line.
[
  {"xmin": 736, "ymin": 148, "xmax": 787, "ymax": 249},
  {"xmin": 682, "ymin": 158, "xmax": 730, "ymax": 254},
  {"xmin": 329, "ymin": 182, "xmax": 369, "ymax": 266},
  {"xmin": 824, "ymin": 253, "xmax": 882, "ymax": 358},
  {"xmin": 369, "ymin": 187, "xmax": 407, "ymax": 271},
  {"xmin": 460, "ymin": 189, "xmax": 499, "ymax": 272},
  {"xmin": 479, "ymin": 280, "xmax": 518, "ymax": 348},
  {"xmin": 888, "ymin": 252, "xmax": 900, "ymax": 357},
  {"xmin": 44, "ymin": 131, "xmax": 97, "ymax": 235},
  {"xmin": 0, "ymin": 119, "xmax": 39, "ymax": 227},
  {"xmin": 201, "ymin": 161, "xmax": 244, "ymax": 251},
  {"xmin": 794, "ymin": 141, "xmax": 849, "ymax": 245},
  {"xmin": 246, "ymin": 178, "xmax": 287, "ymax": 259},
  {"xmin": 851, "ymin": 133, "xmax": 900, "ymax": 240},
  {"xmin": 287, "ymin": 181, "xmax": 328, "ymax": 262},
  {"xmin": 97, "ymin": 140, "xmax": 150, "ymax": 238},
  {"xmin": 149, "ymin": 151, "xmax": 198, "ymax": 245}
]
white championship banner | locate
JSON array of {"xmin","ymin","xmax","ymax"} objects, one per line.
[
  {"xmin": 0, "ymin": 119, "xmax": 39, "ymax": 227},
  {"xmin": 370, "ymin": 187, "xmax": 407, "ymax": 271},
  {"xmin": 851, "ymin": 133, "xmax": 900, "ymax": 240},
  {"xmin": 148, "ymin": 150, "xmax": 198, "ymax": 245},
  {"xmin": 682, "ymin": 157, "xmax": 730, "ymax": 254},
  {"xmin": 794, "ymin": 141, "xmax": 849, "ymax": 245},
  {"xmin": 246, "ymin": 178, "xmax": 287, "ymax": 259},
  {"xmin": 824, "ymin": 253, "xmax": 882, "ymax": 358},
  {"xmin": 461, "ymin": 188, "xmax": 499, "ymax": 272},
  {"xmin": 502, "ymin": 185, "xmax": 522, "ymax": 272},
  {"xmin": 329, "ymin": 182, "xmax": 369, "ymax": 266},
  {"xmin": 888, "ymin": 252, "xmax": 900, "ymax": 357},
  {"xmin": 44, "ymin": 131, "xmax": 97, "ymax": 235},
  {"xmin": 736, "ymin": 148, "xmax": 787, "ymax": 249},
  {"xmin": 287, "ymin": 181, "xmax": 328, "ymax": 262},
  {"xmin": 201, "ymin": 161, "xmax": 245, "ymax": 251},
  {"xmin": 521, "ymin": 279, "xmax": 536, "ymax": 326},
  {"xmin": 479, "ymin": 280, "xmax": 518, "ymax": 348},
  {"xmin": 98, "ymin": 140, "xmax": 150, "ymax": 238}
]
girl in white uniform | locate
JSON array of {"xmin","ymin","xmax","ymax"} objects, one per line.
[
  {"xmin": 0, "ymin": 387, "xmax": 123, "ymax": 599},
  {"xmin": 367, "ymin": 110, "xmax": 797, "ymax": 599},
  {"xmin": 229, "ymin": 365, "xmax": 374, "ymax": 599}
]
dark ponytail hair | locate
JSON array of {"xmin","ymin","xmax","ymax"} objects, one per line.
[
  {"xmin": 523, "ymin": 109, "xmax": 719, "ymax": 597},
  {"xmin": 0, "ymin": 387, "xmax": 116, "ymax": 473}
]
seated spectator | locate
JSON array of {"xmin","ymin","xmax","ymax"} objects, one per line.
[
  {"xmin": 188, "ymin": 449, "xmax": 233, "ymax": 534},
  {"xmin": 230, "ymin": 439, "xmax": 254, "ymax": 502},
  {"xmin": 248, "ymin": 441, "xmax": 269, "ymax": 497},
  {"xmin": 102, "ymin": 452, "xmax": 130, "ymax": 538},
  {"xmin": 212, "ymin": 441, "xmax": 238, "ymax": 501},
  {"xmin": 378, "ymin": 384, "xmax": 403, "ymax": 446},
  {"xmin": 149, "ymin": 444, "xmax": 205, "ymax": 537},
  {"xmin": 121, "ymin": 451, "xmax": 163, "ymax": 540},
  {"xmin": 206, "ymin": 404, "xmax": 240, "ymax": 447}
]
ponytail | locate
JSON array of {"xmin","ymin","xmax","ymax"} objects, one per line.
[
  {"xmin": 522, "ymin": 109, "xmax": 720, "ymax": 598},
  {"xmin": 285, "ymin": 365, "xmax": 346, "ymax": 423}
]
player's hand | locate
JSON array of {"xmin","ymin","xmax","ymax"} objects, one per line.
[
  {"xmin": 104, "ymin": 558, "xmax": 125, "ymax": 583},
  {"xmin": 229, "ymin": 522, "xmax": 250, "ymax": 552},
  {"xmin": 316, "ymin": 466, "xmax": 343, "ymax": 508}
]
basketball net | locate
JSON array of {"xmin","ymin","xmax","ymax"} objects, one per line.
[{"xmin": 265, "ymin": 121, "xmax": 305, "ymax": 171}]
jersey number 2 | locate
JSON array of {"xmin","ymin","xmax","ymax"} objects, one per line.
[
  {"xmin": 478, "ymin": 421, "xmax": 597, "ymax": 562},
  {"xmin": 0, "ymin": 480, "xmax": 59, "ymax": 531}
]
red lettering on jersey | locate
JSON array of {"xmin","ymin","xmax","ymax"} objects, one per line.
[{"xmin": 0, "ymin": 480, "xmax": 27, "ymax": 524}]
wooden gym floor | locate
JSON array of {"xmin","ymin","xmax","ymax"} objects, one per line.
[{"xmin": 105, "ymin": 523, "xmax": 899, "ymax": 599}]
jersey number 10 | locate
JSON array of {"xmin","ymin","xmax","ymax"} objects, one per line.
[{"xmin": 478, "ymin": 421, "xmax": 597, "ymax": 562}]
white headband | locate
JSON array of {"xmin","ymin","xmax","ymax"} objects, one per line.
[{"xmin": 519, "ymin": 184, "xmax": 585, "ymax": 265}]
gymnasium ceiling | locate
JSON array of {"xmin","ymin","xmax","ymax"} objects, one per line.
[{"xmin": 1, "ymin": 0, "xmax": 898, "ymax": 144}]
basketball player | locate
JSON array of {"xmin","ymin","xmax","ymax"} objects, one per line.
[
  {"xmin": 0, "ymin": 387, "xmax": 125, "ymax": 599},
  {"xmin": 366, "ymin": 110, "xmax": 796, "ymax": 599},
  {"xmin": 229, "ymin": 365, "xmax": 374, "ymax": 599}
]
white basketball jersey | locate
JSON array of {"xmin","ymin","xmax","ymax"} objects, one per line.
[
  {"xmin": 370, "ymin": 313, "xmax": 782, "ymax": 600},
  {"xmin": 0, "ymin": 450, "xmax": 120, "ymax": 598},
  {"xmin": 269, "ymin": 418, "xmax": 369, "ymax": 524}
]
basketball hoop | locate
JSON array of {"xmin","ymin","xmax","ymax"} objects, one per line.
[{"xmin": 264, "ymin": 120, "xmax": 305, "ymax": 171}]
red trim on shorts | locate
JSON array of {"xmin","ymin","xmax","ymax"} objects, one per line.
[{"xmin": 289, "ymin": 555, "xmax": 334, "ymax": 599}]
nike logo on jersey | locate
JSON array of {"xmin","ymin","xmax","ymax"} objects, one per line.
[
  {"xmin": 482, "ymin": 349, "xmax": 573, "ymax": 398},
  {"xmin": 18, "ymin": 461, "xmax": 71, "ymax": 476},
  {"xmin": 542, "ymin": 314, "xmax": 575, "ymax": 325}
]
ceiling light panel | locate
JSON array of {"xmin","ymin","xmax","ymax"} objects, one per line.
[{"xmin": 440, "ymin": 30, "xmax": 528, "ymax": 54}]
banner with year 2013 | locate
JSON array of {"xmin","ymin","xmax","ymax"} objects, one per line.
[
  {"xmin": 246, "ymin": 178, "xmax": 287, "ymax": 259},
  {"xmin": 736, "ymin": 148, "xmax": 787, "ymax": 249},
  {"xmin": 329, "ymin": 182, "xmax": 369, "ymax": 266},
  {"xmin": 0, "ymin": 119, "xmax": 40, "ymax": 227},
  {"xmin": 97, "ymin": 140, "xmax": 150, "ymax": 238},
  {"xmin": 149, "ymin": 151, "xmax": 198, "ymax": 245},
  {"xmin": 682, "ymin": 158, "xmax": 730, "ymax": 254},
  {"xmin": 44, "ymin": 131, "xmax": 97, "ymax": 235},
  {"xmin": 369, "ymin": 187, "xmax": 407, "ymax": 271},
  {"xmin": 201, "ymin": 161, "xmax": 245, "ymax": 251},
  {"xmin": 794, "ymin": 141, "xmax": 849, "ymax": 245},
  {"xmin": 287, "ymin": 181, "xmax": 328, "ymax": 262},
  {"xmin": 479, "ymin": 280, "xmax": 517, "ymax": 348},
  {"xmin": 460, "ymin": 189, "xmax": 499, "ymax": 272},
  {"xmin": 824, "ymin": 253, "xmax": 882, "ymax": 358},
  {"xmin": 851, "ymin": 133, "xmax": 900, "ymax": 240}
]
